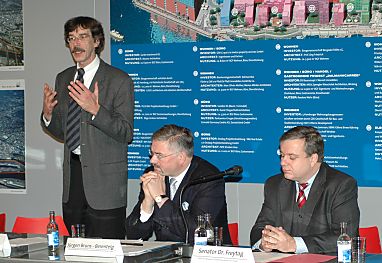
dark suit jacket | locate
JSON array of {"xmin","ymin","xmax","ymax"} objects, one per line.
[
  {"xmin": 250, "ymin": 162, "xmax": 360, "ymax": 254},
  {"xmin": 41, "ymin": 59, "xmax": 134, "ymax": 210},
  {"xmin": 125, "ymin": 156, "xmax": 232, "ymax": 245}
]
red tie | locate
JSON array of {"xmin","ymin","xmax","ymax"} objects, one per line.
[{"xmin": 297, "ymin": 183, "xmax": 308, "ymax": 208}]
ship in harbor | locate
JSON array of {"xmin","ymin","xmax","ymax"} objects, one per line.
[
  {"xmin": 110, "ymin": 29, "xmax": 124, "ymax": 41},
  {"xmin": 0, "ymin": 159, "xmax": 25, "ymax": 189}
]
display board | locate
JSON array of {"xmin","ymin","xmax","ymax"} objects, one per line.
[{"xmin": 110, "ymin": 0, "xmax": 382, "ymax": 186}]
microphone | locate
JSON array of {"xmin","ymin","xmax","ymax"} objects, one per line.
[
  {"xmin": 187, "ymin": 165, "xmax": 243, "ymax": 186},
  {"xmin": 178, "ymin": 165, "xmax": 243, "ymax": 257}
]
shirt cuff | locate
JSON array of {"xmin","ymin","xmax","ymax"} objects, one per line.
[
  {"xmin": 43, "ymin": 115, "xmax": 51, "ymax": 126},
  {"xmin": 139, "ymin": 204, "xmax": 153, "ymax": 223},
  {"xmin": 252, "ymin": 240, "xmax": 263, "ymax": 251},
  {"xmin": 294, "ymin": 237, "xmax": 308, "ymax": 254}
]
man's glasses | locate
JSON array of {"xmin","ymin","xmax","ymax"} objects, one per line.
[
  {"xmin": 67, "ymin": 34, "xmax": 91, "ymax": 43},
  {"xmin": 149, "ymin": 150, "xmax": 178, "ymax": 160}
]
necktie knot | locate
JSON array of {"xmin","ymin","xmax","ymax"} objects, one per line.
[
  {"xmin": 77, "ymin": 68, "xmax": 85, "ymax": 83},
  {"xmin": 297, "ymin": 183, "xmax": 308, "ymax": 208},
  {"xmin": 299, "ymin": 183, "xmax": 308, "ymax": 191}
]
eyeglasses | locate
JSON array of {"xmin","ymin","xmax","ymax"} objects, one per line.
[
  {"xmin": 149, "ymin": 150, "xmax": 178, "ymax": 160},
  {"xmin": 67, "ymin": 34, "xmax": 91, "ymax": 43}
]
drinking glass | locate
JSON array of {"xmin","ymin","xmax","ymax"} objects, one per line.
[{"xmin": 351, "ymin": 236, "xmax": 366, "ymax": 263}]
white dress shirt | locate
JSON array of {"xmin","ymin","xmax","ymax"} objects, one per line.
[
  {"xmin": 139, "ymin": 164, "xmax": 190, "ymax": 223},
  {"xmin": 43, "ymin": 56, "xmax": 100, "ymax": 155}
]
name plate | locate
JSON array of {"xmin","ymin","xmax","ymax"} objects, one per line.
[
  {"xmin": 64, "ymin": 238, "xmax": 123, "ymax": 263},
  {"xmin": 0, "ymin": 234, "xmax": 11, "ymax": 257},
  {"xmin": 191, "ymin": 245, "xmax": 255, "ymax": 263}
]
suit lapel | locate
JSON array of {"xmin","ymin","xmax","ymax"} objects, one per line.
[
  {"xmin": 172, "ymin": 157, "xmax": 198, "ymax": 205},
  {"xmin": 90, "ymin": 59, "xmax": 106, "ymax": 93},
  {"xmin": 165, "ymin": 176, "xmax": 170, "ymax": 197},
  {"xmin": 64, "ymin": 67, "xmax": 78, "ymax": 116},
  {"xmin": 279, "ymin": 165, "xmax": 327, "ymax": 234},
  {"xmin": 280, "ymin": 178, "xmax": 295, "ymax": 232},
  {"xmin": 302, "ymin": 165, "xmax": 326, "ymax": 221},
  {"xmin": 81, "ymin": 59, "xmax": 105, "ymax": 121}
]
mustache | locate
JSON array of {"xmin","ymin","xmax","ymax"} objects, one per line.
[{"xmin": 71, "ymin": 46, "xmax": 85, "ymax": 53}]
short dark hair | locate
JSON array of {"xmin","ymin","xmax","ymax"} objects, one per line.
[
  {"xmin": 64, "ymin": 16, "xmax": 104, "ymax": 55},
  {"xmin": 152, "ymin": 124, "xmax": 194, "ymax": 157},
  {"xmin": 280, "ymin": 126, "xmax": 324, "ymax": 162}
]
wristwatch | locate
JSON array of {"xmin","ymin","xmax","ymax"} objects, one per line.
[{"xmin": 154, "ymin": 195, "xmax": 168, "ymax": 203}]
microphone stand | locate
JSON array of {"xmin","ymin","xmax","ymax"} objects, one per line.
[
  {"xmin": 178, "ymin": 166, "xmax": 243, "ymax": 257},
  {"xmin": 179, "ymin": 184, "xmax": 194, "ymax": 257}
]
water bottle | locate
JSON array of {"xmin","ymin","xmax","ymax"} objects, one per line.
[
  {"xmin": 204, "ymin": 213, "xmax": 214, "ymax": 245},
  {"xmin": 337, "ymin": 222, "xmax": 351, "ymax": 263},
  {"xmin": 47, "ymin": 211, "xmax": 59, "ymax": 252},
  {"xmin": 213, "ymin": 226, "xmax": 223, "ymax": 246},
  {"xmin": 194, "ymin": 215, "xmax": 207, "ymax": 245}
]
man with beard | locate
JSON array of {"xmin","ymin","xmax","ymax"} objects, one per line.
[
  {"xmin": 125, "ymin": 124, "xmax": 231, "ymax": 245},
  {"xmin": 41, "ymin": 16, "xmax": 134, "ymax": 239},
  {"xmin": 250, "ymin": 126, "xmax": 359, "ymax": 254}
]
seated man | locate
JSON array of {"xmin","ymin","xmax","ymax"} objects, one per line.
[
  {"xmin": 126, "ymin": 124, "xmax": 231, "ymax": 244},
  {"xmin": 250, "ymin": 126, "xmax": 359, "ymax": 254}
]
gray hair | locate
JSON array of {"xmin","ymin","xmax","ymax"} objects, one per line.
[{"xmin": 152, "ymin": 124, "xmax": 194, "ymax": 157}]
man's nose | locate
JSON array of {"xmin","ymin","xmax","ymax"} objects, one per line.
[{"xmin": 150, "ymin": 155, "xmax": 158, "ymax": 165}]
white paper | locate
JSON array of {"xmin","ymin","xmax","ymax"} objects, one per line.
[
  {"xmin": 9, "ymin": 236, "xmax": 47, "ymax": 247},
  {"xmin": 191, "ymin": 245, "xmax": 255, "ymax": 263},
  {"xmin": 0, "ymin": 234, "xmax": 11, "ymax": 257},
  {"xmin": 65, "ymin": 238, "xmax": 123, "ymax": 263}
]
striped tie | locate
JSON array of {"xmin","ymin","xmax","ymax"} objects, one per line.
[
  {"xmin": 66, "ymin": 68, "xmax": 84, "ymax": 151},
  {"xmin": 169, "ymin": 177, "xmax": 177, "ymax": 200},
  {"xmin": 297, "ymin": 183, "xmax": 308, "ymax": 208}
]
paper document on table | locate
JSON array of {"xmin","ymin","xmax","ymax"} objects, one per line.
[
  {"xmin": 0, "ymin": 234, "xmax": 11, "ymax": 257},
  {"xmin": 9, "ymin": 237, "xmax": 47, "ymax": 247},
  {"xmin": 9, "ymin": 236, "xmax": 48, "ymax": 253},
  {"xmin": 64, "ymin": 255, "xmax": 120, "ymax": 263},
  {"xmin": 253, "ymin": 251, "xmax": 294, "ymax": 262},
  {"xmin": 122, "ymin": 241, "xmax": 179, "ymax": 256}
]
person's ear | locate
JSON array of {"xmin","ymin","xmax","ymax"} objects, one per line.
[
  {"xmin": 310, "ymin": 153, "xmax": 319, "ymax": 166},
  {"xmin": 94, "ymin": 38, "xmax": 100, "ymax": 47}
]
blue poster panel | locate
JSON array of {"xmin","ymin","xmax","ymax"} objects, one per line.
[{"xmin": 111, "ymin": 0, "xmax": 382, "ymax": 186}]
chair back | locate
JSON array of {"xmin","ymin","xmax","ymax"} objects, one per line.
[
  {"xmin": 12, "ymin": 215, "xmax": 69, "ymax": 236},
  {"xmin": 228, "ymin": 222, "xmax": 239, "ymax": 246},
  {"xmin": 359, "ymin": 226, "xmax": 382, "ymax": 254},
  {"xmin": 0, "ymin": 213, "xmax": 5, "ymax": 233}
]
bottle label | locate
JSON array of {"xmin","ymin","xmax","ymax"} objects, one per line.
[
  {"xmin": 338, "ymin": 243, "xmax": 351, "ymax": 262},
  {"xmin": 194, "ymin": 236, "xmax": 207, "ymax": 246},
  {"xmin": 48, "ymin": 231, "xmax": 59, "ymax": 247}
]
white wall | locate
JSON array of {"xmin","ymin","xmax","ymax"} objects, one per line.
[
  {"xmin": 0, "ymin": 0, "xmax": 110, "ymax": 232},
  {"xmin": 0, "ymin": 0, "xmax": 381, "ymax": 247}
]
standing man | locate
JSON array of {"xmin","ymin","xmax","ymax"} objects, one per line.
[
  {"xmin": 250, "ymin": 126, "xmax": 359, "ymax": 254},
  {"xmin": 125, "ymin": 124, "xmax": 232, "ymax": 244},
  {"xmin": 41, "ymin": 16, "xmax": 134, "ymax": 239}
]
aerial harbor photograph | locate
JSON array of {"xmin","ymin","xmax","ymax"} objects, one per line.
[
  {"xmin": 0, "ymin": 0, "xmax": 23, "ymax": 68},
  {"xmin": 0, "ymin": 89, "xmax": 25, "ymax": 191},
  {"xmin": 111, "ymin": 0, "xmax": 382, "ymax": 44}
]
